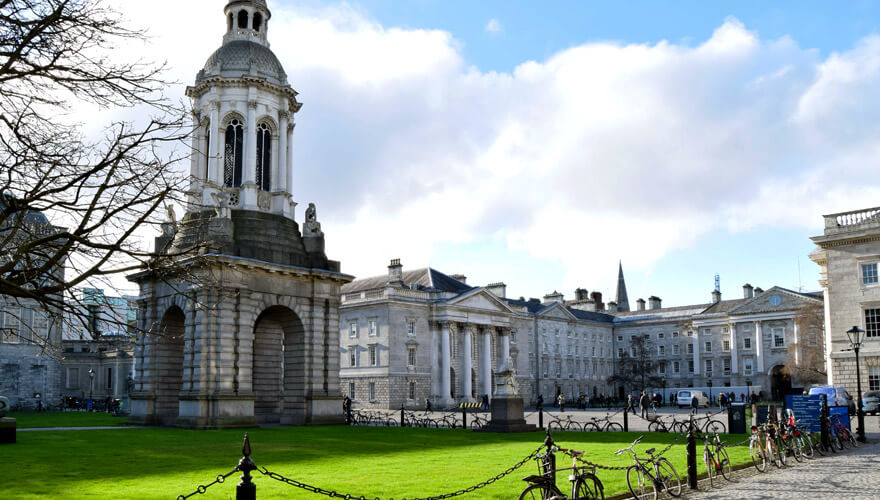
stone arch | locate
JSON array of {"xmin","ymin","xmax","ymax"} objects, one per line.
[
  {"xmin": 154, "ymin": 305, "xmax": 185, "ymax": 425},
  {"xmin": 252, "ymin": 305, "xmax": 306, "ymax": 425},
  {"xmin": 237, "ymin": 9, "xmax": 249, "ymax": 29}
]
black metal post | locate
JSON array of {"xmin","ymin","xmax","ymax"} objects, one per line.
[
  {"xmin": 400, "ymin": 406, "xmax": 405, "ymax": 427},
  {"xmin": 623, "ymin": 406, "xmax": 629, "ymax": 432},
  {"xmin": 346, "ymin": 404, "xmax": 352, "ymax": 425},
  {"xmin": 820, "ymin": 394, "xmax": 831, "ymax": 452},
  {"xmin": 462, "ymin": 408, "xmax": 467, "ymax": 429},
  {"xmin": 543, "ymin": 429, "xmax": 557, "ymax": 484},
  {"xmin": 538, "ymin": 407, "xmax": 544, "ymax": 430},
  {"xmin": 236, "ymin": 433, "xmax": 257, "ymax": 500},
  {"xmin": 854, "ymin": 345, "xmax": 867, "ymax": 443},
  {"xmin": 686, "ymin": 415, "xmax": 698, "ymax": 490}
]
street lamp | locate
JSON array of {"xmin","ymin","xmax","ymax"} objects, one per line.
[
  {"xmin": 845, "ymin": 326, "xmax": 867, "ymax": 443},
  {"xmin": 745, "ymin": 379, "xmax": 752, "ymax": 404},
  {"xmin": 88, "ymin": 368, "xmax": 95, "ymax": 410},
  {"xmin": 707, "ymin": 380, "xmax": 713, "ymax": 404}
]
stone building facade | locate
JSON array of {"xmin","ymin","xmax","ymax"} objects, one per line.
[
  {"xmin": 341, "ymin": 261, "xmax": 825, "ymax": 409},
  {"xmin": 129, "ymin": 0, "xmax": 351, "ymax": 429},
  {"xmin": 811, "ymin": 207, "xmax": 880, "ymax": 396}
]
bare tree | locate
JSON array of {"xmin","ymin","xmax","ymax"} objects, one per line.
[
  {"xmin": 0, "ymin": 0, "xmax": 191, "ymax": 351},
  {"xmin": 609, "ymin": 334, "xmax": 665, "ymax": 393},
  {"xmin": 783, "ymin": 301, "xmax": 827, "ymax": 385}
]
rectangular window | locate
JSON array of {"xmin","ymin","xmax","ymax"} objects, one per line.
[
  {"xmin": 369, "ymin": 382, "xmax": 376, "ymax": 401},
  {"xmin": 369, "ymin": 345, "xmax": 377, "ymax": 366},
  {"xmin": 630, "ymin": 346, "xmax": 636, "ymax": 357},
  {"xmin": 32, "ymin": 312, "xmax": 49, "ymax": 341},
  {"xmin": 743, "ymin": 337, "xmax": 752, "ymax": 349},
  {"xmin": 659, "ymin": 363, "xmax": 666, "ymax": 374},
  {"xmin": 409, "ymin": 381, "xmax": 416, "ymax": 400},
  {"xmin": 870, "ymin": 366, "xmax": 880, "ymax": 391},
  {"xmin": 673, "ymin": 361, "xmax": 680, "ymax": 374},
  {"xmin": 672, "ymin": 345, "xmax": 680, "ymax": 355},
  {"xmin": 688, "ymin": 360, "xmax": 694, "ymax": 373},
  {"xmin": 687, "ymin": 343, "xmax": 694, "ymax": 355},
  {"xmin": 66, "ymin": 368, "xmax": 78, "ymax": 389},
  {"xmin": 722, "ymin": 340, "xmax": 730, "ymax": 352},
  {"xmin": 555, "ymin": 359, "xmax": 561, "ymax": 378},
  {"xmin": 592, "ymin": 346, "xmax": 596, "ymax": 357},
  {"xmin": 349, "ymin": 322, "xmax": 357, "ymax": 338},
  {"xmin": 723, "ymin": 358, "xmax": 731, "ymax": 375},
  {"xmin": 407, "ymin": 321, "xmax": 415, "ymax": 336},
  {"xmin": 705, "ymin": 359, "xmax": 713, "ymax": 374},
  {"xmin": 542, "ymin": 358, "xmax": 548, "ymax": 377},
  {"xmin": 704, "ymin": 341, "xmax": 712, "ymax": 353},
  {"xmin": 511, "ymin": 331, "xmax": 517, "ymax": 343},
  {"xmin": 617, "ymin": 335, "xmax": 623, "ymax": 342},
  {"xmin": 658, "ymin": 345, "xmax": 665, "ymax": 356},
  {"xmin": 658, "ymin": 332, "xmax": 665, "ymax": 339},
  {"xmin": 349, "ymin": 348, "xmax": 357, "ymax": 367},
  {"xmin": 672, "ymin": 331, "xmax": 679, "ymax": 338},
  {"xmin": 407, "ymin": 347, "xmax": 416, "ymax": 366},
  {"xmin": 773, "ymin": 327, "xmax": 785, "ymax": 347},
  {"xmin": 105, "ymin": 367, "xmax": 113, "ymax": 390},
  {"xmin": 617, "ymin": 347, "xmax": 624, "ymax": 357},
  {"xmin": 744, "ymin": 358, "xmax": 754, "ymax": 376},
  {"xmin": 368, "ymin": 320, "xmax": 377, "ymax": 336},
  {"xmin": 866, "ymin": 308, "xmax": 880, "ymax": 337},
  {"xmin": 2, "ymin": 308, "xmax": 21, "ymax": 343},
  {"xmin": 863, "ymin": 263, "xmax": 879, "ymax": 285},
  {"xmin": 349, "ymin": 382, "xmax": 355, "ymax": 400}
]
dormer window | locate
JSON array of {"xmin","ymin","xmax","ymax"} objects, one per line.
[
  {"xmin": 237, "ymin": 10, "xmax": 249, "ymax": 30},
  {"xmin": 253, "ymin": 12, "xmax": 263, "ymax": 32}
]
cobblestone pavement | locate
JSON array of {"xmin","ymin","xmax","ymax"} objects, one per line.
[{"xmin": 686, "ymin": 440, "xmax": 880, "ymax": 499}]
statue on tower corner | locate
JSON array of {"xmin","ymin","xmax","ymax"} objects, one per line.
[{"xmin": 304, "ymin": 202, "xmax": 323, "ymax": 236}]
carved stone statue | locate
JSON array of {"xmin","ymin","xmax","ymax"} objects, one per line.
[
  {"xmin": 493, "ymin": 357, "xmax": 518, "ymax": 398},
  {"xmin": 125, "ymin": 375, "xmax": 135, "ymax": 396},
  {"xmin": 211, "ymin": 190, "xmax": 231, "ymax": 219},
  {"xmin": 303, "ymin": 202, "xmax": 323, "ymax": 236}
]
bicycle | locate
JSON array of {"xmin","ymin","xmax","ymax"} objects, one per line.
[
  {"xmin": 749, "ymin": 423, "xmax": 782, "ymax": 472},
  {"xmin": 614, "ymin": 436, "xmax": 682, "ymax": 500},
  {"xmin": 583, "ymin": 416, "xmax": 623, "ymax": 432},
  {"xmin": 469, "ymin": 414, "xmax": 489, "ymax": 430},
  {"xmin": 548, "ymin": 413, "xmax": 584, "ymax": 432},
  {"xmin": 701, "ymin": 431, "xmax": 731, "ymax": 486},
  {"xmin": 829, "ymin": 414, "xmax": 858, "ymax": 449},
  {"xmin": 520, "ymin": 443, "xmax": 604, "ymax": 499}
]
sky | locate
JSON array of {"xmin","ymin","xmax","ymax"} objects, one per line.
[{"xmin": 103, "ymin": 0, "xmax": 880, "ymax": 307}]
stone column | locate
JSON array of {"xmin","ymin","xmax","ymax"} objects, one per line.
[
  {"xmin": 481, "ymin": 329, "xmax": 492, "ymax": 400},
  {"xmin": 693, "ymin": 330, "xmax": 701, "ymax": 377},
  {"xmin": 277, "ymin": 111, "xmax": 289, "ymax": 193},
  {"xmin": 501, "ymin": 329, "xmax": 511, "ymax": 364},
  {"xmin": 462, "ymin": 325, "xmax": 473, "ymax": 401},
  {"xmin": 286, "ymin": 123, "xmax": 295, "ymax": 195},
  {"xmin": 245, "ymin": 100, "xmax": 257, "ymax": 185},
  {"xmin": 729, "ymin": 322, "xmax": 739, "ymax": 375},
  {"xmin": 440, "ymin": 322, "xmax": 452, "ymax": 407},
  {"xmin": 755, "ymin": 321, "xmax": 765, "ymax": 375},
  {"xmin": 822, "ymin": 282, "xmax": 834, "ymax": 385},
  {"xmin": 430, "ymin": 324, "xmax": 440, "ymax": 400},
  {"xmin": 793, "ymin": 320, "xmax": 800, "ymax": 366},
  {"xmin": 209, "ymin": 101, "xmax": 221, "ymax": 185}
]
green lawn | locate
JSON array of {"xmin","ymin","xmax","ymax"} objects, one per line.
[
  {"xmin": 7, "ymin": 426, "xmax": 752, "ymax": 499},
  {"xmin": 9, "ymin": 411, "xmax": 129, "ymax": 428}
]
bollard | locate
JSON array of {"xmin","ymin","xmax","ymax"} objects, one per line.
[
  {"xmin": 543, "ymin": 429, "xmax": 557, "ymax": 484},
  {"xmin": 539, "ymin": 407, "xmax": 544, "ymax": 430},
  {"xmin": 462, "ymin": 408, "xmax": 467, "ymax": 429},
  {"xmin": 401, "ymin": 406, "xmax": 405, "ymax": 427},
  {"xmin": 236, "ymin": 433, "xmax": 257, "ymax": 500},
  {"xmin": 686, "ymin": 416, "xmax": 697, "ymax": 490},
  {"xmin": 820, "ymin": 394, "xmax": 831, "ymax": 451},
  {"xmin": 623, "ymin": 407, "xmax": 629, "ymax": 432}
]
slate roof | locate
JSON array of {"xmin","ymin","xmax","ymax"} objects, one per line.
[
  {"xmin": 503, "ymin": 297, "xmax": 548, "ymax": 314},
  {"xmin": 567, "ymin": 307, "xmax": 616, "ymax": 323},
  {"xmin": 699, "ymin": 298, "xmax": 750, "ymax": 315},
  {"xmin": 342, "ymin": 268, "xmax": 473, "ymax": 294},
  {"xmin": 613, "ymin": 303, "xmax": 711, "ymax": 323}
]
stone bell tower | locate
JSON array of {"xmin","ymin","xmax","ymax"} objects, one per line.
[{"xmin": 128, "ymin": 0, "xmax": 352, "ymax": 429}]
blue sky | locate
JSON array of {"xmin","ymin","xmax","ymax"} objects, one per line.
[{"xmin": 114, "ymin": 1, "xmax": 880, "ymax": 306}]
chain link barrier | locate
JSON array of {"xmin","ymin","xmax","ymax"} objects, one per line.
[
  {"xmin": 258, "ymin": 444, "xmax": 542, "ymax": 500},
  {"xmin": 176, "ymin": 468, "xmax": 239, "ymax": 500}
]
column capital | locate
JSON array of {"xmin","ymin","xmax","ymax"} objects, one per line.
[
  {"xmin": 248, "ymin": 99, "xmax": 259, "ymax": 110},
  {"xmin": 279, "ymin": 110, "xmax": 291, "ymax": 121}
]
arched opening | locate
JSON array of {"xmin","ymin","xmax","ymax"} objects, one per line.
[
  {"xmin": 252, "ymin": 306, "xmax": 305, "ymax": 425},
  {"xmin": 255, "ymin": 122, "xmax": 271, "ymax": 191},
  {"xmin": 155, "ymin": 306, "xmax": 184, "ymax": 426},
  {"xmin": 237, "ymin": 10, "xmax": 249, "ymax": 29},
  {"xmin": 770, "ymin": 365, "xmax": 792, "ymax": 402},
  {"xmin": 253, "ymin": 12, "xmax": 263, "ymax": 32},
  {"xmin": 224, "ymin": 118, "xmax": 244, "ymax": 187}
]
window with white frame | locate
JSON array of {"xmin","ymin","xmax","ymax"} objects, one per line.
[
  {"xmin": 722, "ymin": 340, "xmax": 730, "ymax": 352},
  {"xmin": 658, "ymin": 332, "xmax": 665, "ymax": 339},
  {"xmin": 743, "ymin": 358, "xmax": 753, "ymax": 376},
  {"xmin": 672, "ymin": 330, "xmax": 679, "ymax": 338},
  {"xmin": 406, "ymin": 321, "xmax": 416, "ymax": 336},
  {"xmin": 32, "ymin": 312, "xmax": 48, "ymax": 341},
  {"xmin": 369, "ymin": 345, "xmax": 377, "ymax": 366},
  {"xmin": 673, "ymin": 361, "xmax": 680, "ymax": 374},
  {"xmin": 349, "ymin": 322, "xmax": 358, "ymax": 338},
  {"xmin": 772, "ymin": 327, "xmax": 785, "ymax": 347},
  {"xmin": 672, "ymin": 345, "xmax": 680, "ymax": 355},
  {"xmin": 542, "ymin": 357, "xmax": 548, "ymax": 377},
  {"xmin": 688, "ymin": 360, "xmax": 694, "ymax": 373},
  {"xmin": 349, "ymin": 382, "xmax": 355, "ymax": 400},
  {"xmin": 704, "ymin": 341, "xmax": 712, "ymax": 353},
  {"xmin": 743, "ymin": 337, "xmax": 752, "ymax": 349},
  {"xmin": 409, "ymin": 381, "xmax": 416, "ymax": 400},
  {"xmin": 407, "ymin": 346, "xmax": 416, "ymax": 366},
  {"xmin": 617, "ymin": 335, "xmax": 623, "ymax": 342},
  {"xmin": 1, "ymin": 307, "xmax": 20, "ymax": 343},
  {"xmin": 704, "ymin": 359, "xmax": 713, "ymax": 374},
  {"xmin": 630, "ymin": 346, "xmax": 636, "ymax": 357},
  {"xmin": 368, "ymin": 319, "xmax": 377, "ymax": 336},
  {"xmin": 866, "ymin": 308, "xmax": 880, "ymax": 338},
  {"xmin": 659, "ymin": 363, "xmax": 666, "ymax": 374},
  {"xmin": 863, "ymin": 262, "xmax": 879, "ymax": 286},
  {"xmin": 592, "ymin": 346, "xmax": 596, "ymax": 357},
  {"xmin": 687, "ymin": 343, "xmax": 694, "ymax": 355},
  {"xmin": 511, "ymin": 331, "xmax": 517, "ymax": 343},
  {"xmin": 555, "ymin": 359, "xmax": 561, "ymax": 377},
  {"xmin": 723, "ymin": 358, "xmax": 731, "ymax": 375},
  {"xmin": 617, "ymin": 347, "xmax": 624, "ymax": 357},
  {"xmin": 658, "ymin": 345, "xmax": 665, "ymax": 356},
  {"xmin": 870, "ymin": 366, "xmax": 880, "ymax": 391},
  {"xmin": 369, "ymin": 382, "xmax": 376, "ymax": 401},
  {"xmin": 723, "ymin": 327, "xmax": 728, "ymax": 333},
  {"xmin": 349, "ymin": 347, "xmax": 357, "ymax": 367}
]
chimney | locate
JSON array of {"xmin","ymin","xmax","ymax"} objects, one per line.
[
  {"xmin": 589, "ymin": 291, "xmax": 604, "ymax": 310},
  {"xmin": 607, "ymin": 300, "xmax": 617, "ymax": 311},
  {"xmin": 711, "ymin": 289, "xmax": 721, "ymax": 304},
  {"xmin": 528, "ymin": 297, "xmax": 541, "ymax": 304},
  {"xmin": 754, "ymin": 287, "xmax": 764, "ymax": 294},
  {"xmin": 743, "ymin": 283, "xmax": 754, "ymax": 299},
  {"xmin": 636, "ymin": 298, "xmax": 646, "ymax": 311},
  {"xmin": 486, "ymin": 282, "xmax": 507, "ymax": 298},
  {"xmin": 648, "ymin": 296, "xmax": 662, "ymax": 310},
  {"xmin": 388, "ymin": 258, "xmax": 403, "ymax": 284},
  {"xmin": 450, "ymin": 274, "xmax": 467, "ymax": 284},
  {"xmin": 574, "ymin": 288, "xmax": 590, "ymax": 301},
  {"xmin": 543, "ymin": 290, "xmax": 564, "ymax": 304}
]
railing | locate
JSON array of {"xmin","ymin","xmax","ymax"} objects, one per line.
[
  {"xmin": 824, "ymin": 206, "xmax": 880, "ymax": 230},
  {"xmin": 342, "ymin": 287, "xmax": 431, "ymax": 304}
]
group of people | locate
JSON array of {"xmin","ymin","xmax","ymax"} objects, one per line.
[
  {"xmin": 626, "ymin": 391, "xmax": 665, "ymax": 418},
  {"xmin": 535, "ymin": 393, "xmax": 623, "ymax": 412}
]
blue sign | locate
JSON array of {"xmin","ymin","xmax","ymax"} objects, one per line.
[
  {"xmin": 829, "ymin": 406, "xmax": 851, "ymax": 431},
  {"xmin": 785, "ymin": 395, "xmax": 824, "ymax": 432}
]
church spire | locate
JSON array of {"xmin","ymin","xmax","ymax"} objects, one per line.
[{"xmin": 615, "ymin": 261, "xmax": 630, "ymax": 312}]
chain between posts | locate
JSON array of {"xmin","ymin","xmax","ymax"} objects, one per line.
[
  {"xmin": 258, "ymin": 445, "xmax": 543, "ymax": 500},
  {"xmin": 176, "ymin": 468, "xmax": 239, "ymax": 500}
]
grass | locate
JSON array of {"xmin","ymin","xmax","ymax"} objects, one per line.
[
  {"xmin": 7, "ymin": 426, "xmax": 753, "ymax": 499},
  {"xmin": 8, "ymin": 411, "xmax": 129, "ymax": 428}
]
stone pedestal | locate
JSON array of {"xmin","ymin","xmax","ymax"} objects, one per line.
[
  {"xmin": 0, "ymin": 418, "xmax": 16, "ymax": 444},
  {"xmin": 479, "ymin": 397, "xmax": 537, "ymax": 433}
]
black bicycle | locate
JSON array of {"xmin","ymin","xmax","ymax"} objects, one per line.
[
  {"xmin": 520, "ymin": 445, "xmax": 604, "ymax": 499},
  {"xmin": 615, "ymin": 436, "xmax": 682, "ymax": 500}
]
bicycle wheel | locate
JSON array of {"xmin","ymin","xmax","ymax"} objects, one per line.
[
  {"xmin": 573, "ymin": 473, "xmax": 605, "ymax": 500},
  {"xmin": 582, "ymin": 422, "xmax": 600, "ymax": 432},
  {"xmin": 672, "ymin": 421, "xmax": 688, "ymax": 434},
  {"xmin": 798, "ymin": 435, "xmax": 814, "ymax": 459},
  {"xmin": 625, "ymin": 465, "xmax": 656, "ymax": 500},
  {"xmin": 703, "ymin": 449, "xmax": 716, "ymax": 487},
  {"xmin": 605, "ymin": 422, "xmax": 623, "ymax": 432},
  {"xmin": 549, "ymin": 421, "xmax": 565, "ymax": 433},
  {"xmin": 832, "ymin": 432, "xmax": 844, "ymax": 451},
  {"xmin": 519, "ymin": 483, "xmax": 557, "ymax": 500},
  {"xmin": 704, "ymin": 420, "xmax": 726, "ymax": 434},
  {"xmin": 657, "ymin": 457, "xmax": 682, "ymax": 497},
  {"xmin": 386, "ymin": 419, "xmax": 399, "ymax": 427},
  {"xmin": 648, "ymin": 421, "xmax": 665, "ymax": 433},
  {"xmin": 788, "ymin": 437, "xmax": 803, "ymax": 462},
  {"xmin": 566, "ymin": 421, "xmax": 583, "ymax": 431},
  {"xmin": 770, "ymin": 440, "xmax": 784, "ymax": 468},
  {"xmin": 810, "ymin": 433, "xmax": 826, "ymax": 456},
  {"xmin": 717, "ymin": 447, "xmax": 732, "ymax": 481},
  {"xmin": 844, "ymin": 428, "xmax": 859, "ymax": 448},
  {"xmin": 750, "ymin": 441, "xmax": 767, "ymax": 472}
]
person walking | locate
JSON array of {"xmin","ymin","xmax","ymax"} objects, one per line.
[
  {"xmin": 481, "ymin": 393, "xmax": 489, "ymax": 411},
  {"xmin": 536, "ymin": 394, "xmax": 544, "ymax": 411},
  {"xmin": 690, "ymin": 394, "xmax": 699, "ymax": 415},
  {"xmin": 652, "ymin": 392, "xmax": 662, "ymax": 413},
  {"xmin": 639, "ymin": 391, "xmax": 649, "ymax": 419},
  {"xmin": 626, "ymin": 394, "xmax": 635, "ymax": 415},
  {"xmin": 719, "ymin": 392, "xmax": 727, "ymax": 410},
  {"xmin": 557, "ymin": 393, "xmax": 566, "ymax": 412},
  {"xmin": 425, "ymin": 398, "xmax": 432, "ymax": 412}
]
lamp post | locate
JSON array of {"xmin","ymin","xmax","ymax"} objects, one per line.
[
  {"xmin": 846, "ymin": 326, "xmax": 866, "ymax": 443},
  {"xmin": 662, "ymin": 378, "xmax": 667, "ymax": 407},
  {"xmin": 745, "ymin": 379, "xmax": 752, "ymax": 404},
  {"xmin": 88, "ymin": 368, "xmax": 95, "ymax": 410},
  {"xmin": 707, "ymin": 380, "xmax": 713, "ymax": 404}
]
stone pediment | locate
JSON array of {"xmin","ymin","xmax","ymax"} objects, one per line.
[
  {"xmin": 729, "ymin": 286, "xmax": 822, "ymax": 315},
  {"xmin": 446, "ymin": 288, "xmax": 515, "ymax": 313},
  {"xmin": 537, "ymin": 302, "xmax": 578, "ymax": 320}
]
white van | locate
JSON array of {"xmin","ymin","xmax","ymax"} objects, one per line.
[{"xmin": 676, "ymin": 390, "xmax": 708, "ymax": 408}]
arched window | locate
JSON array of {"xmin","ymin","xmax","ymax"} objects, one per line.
[
  {"xmin": 224, "ymin": 119, "xmax": 244, "ymax": 188},
  {"xmin": 237, "ymin": 10, "xmax": 249, "ymax": 30},
  {"xmin": 253, "ymin": 12, "xmax": 263, "ymax": 32},
  {"xmin": 255, "ymin": 122, "xmax": 271, "ymax": 191}
]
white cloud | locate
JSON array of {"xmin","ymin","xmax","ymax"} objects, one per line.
[
  {"xmin": 485, "ymin": 18, "xmax": 501, "ymax": 35},
  {"xmin": 103, "ymin": 1, "xmax": 880, "ymax": 299}
]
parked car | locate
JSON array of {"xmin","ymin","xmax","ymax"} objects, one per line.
[
  {"xmin": 862, "ymin": 390, "xmax": 880, "ymax": 415},
  {"xmin": 676, "ymin": 390, "xmax": 708, "ymax": 408},
  {"xmin": 808, "ymin": 386, "xmax": 856, "ymax": 412}
]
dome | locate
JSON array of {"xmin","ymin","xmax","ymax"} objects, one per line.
[{"xmin": 196, "ymin": 40, "xmax": 288, "ymax": 86}]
